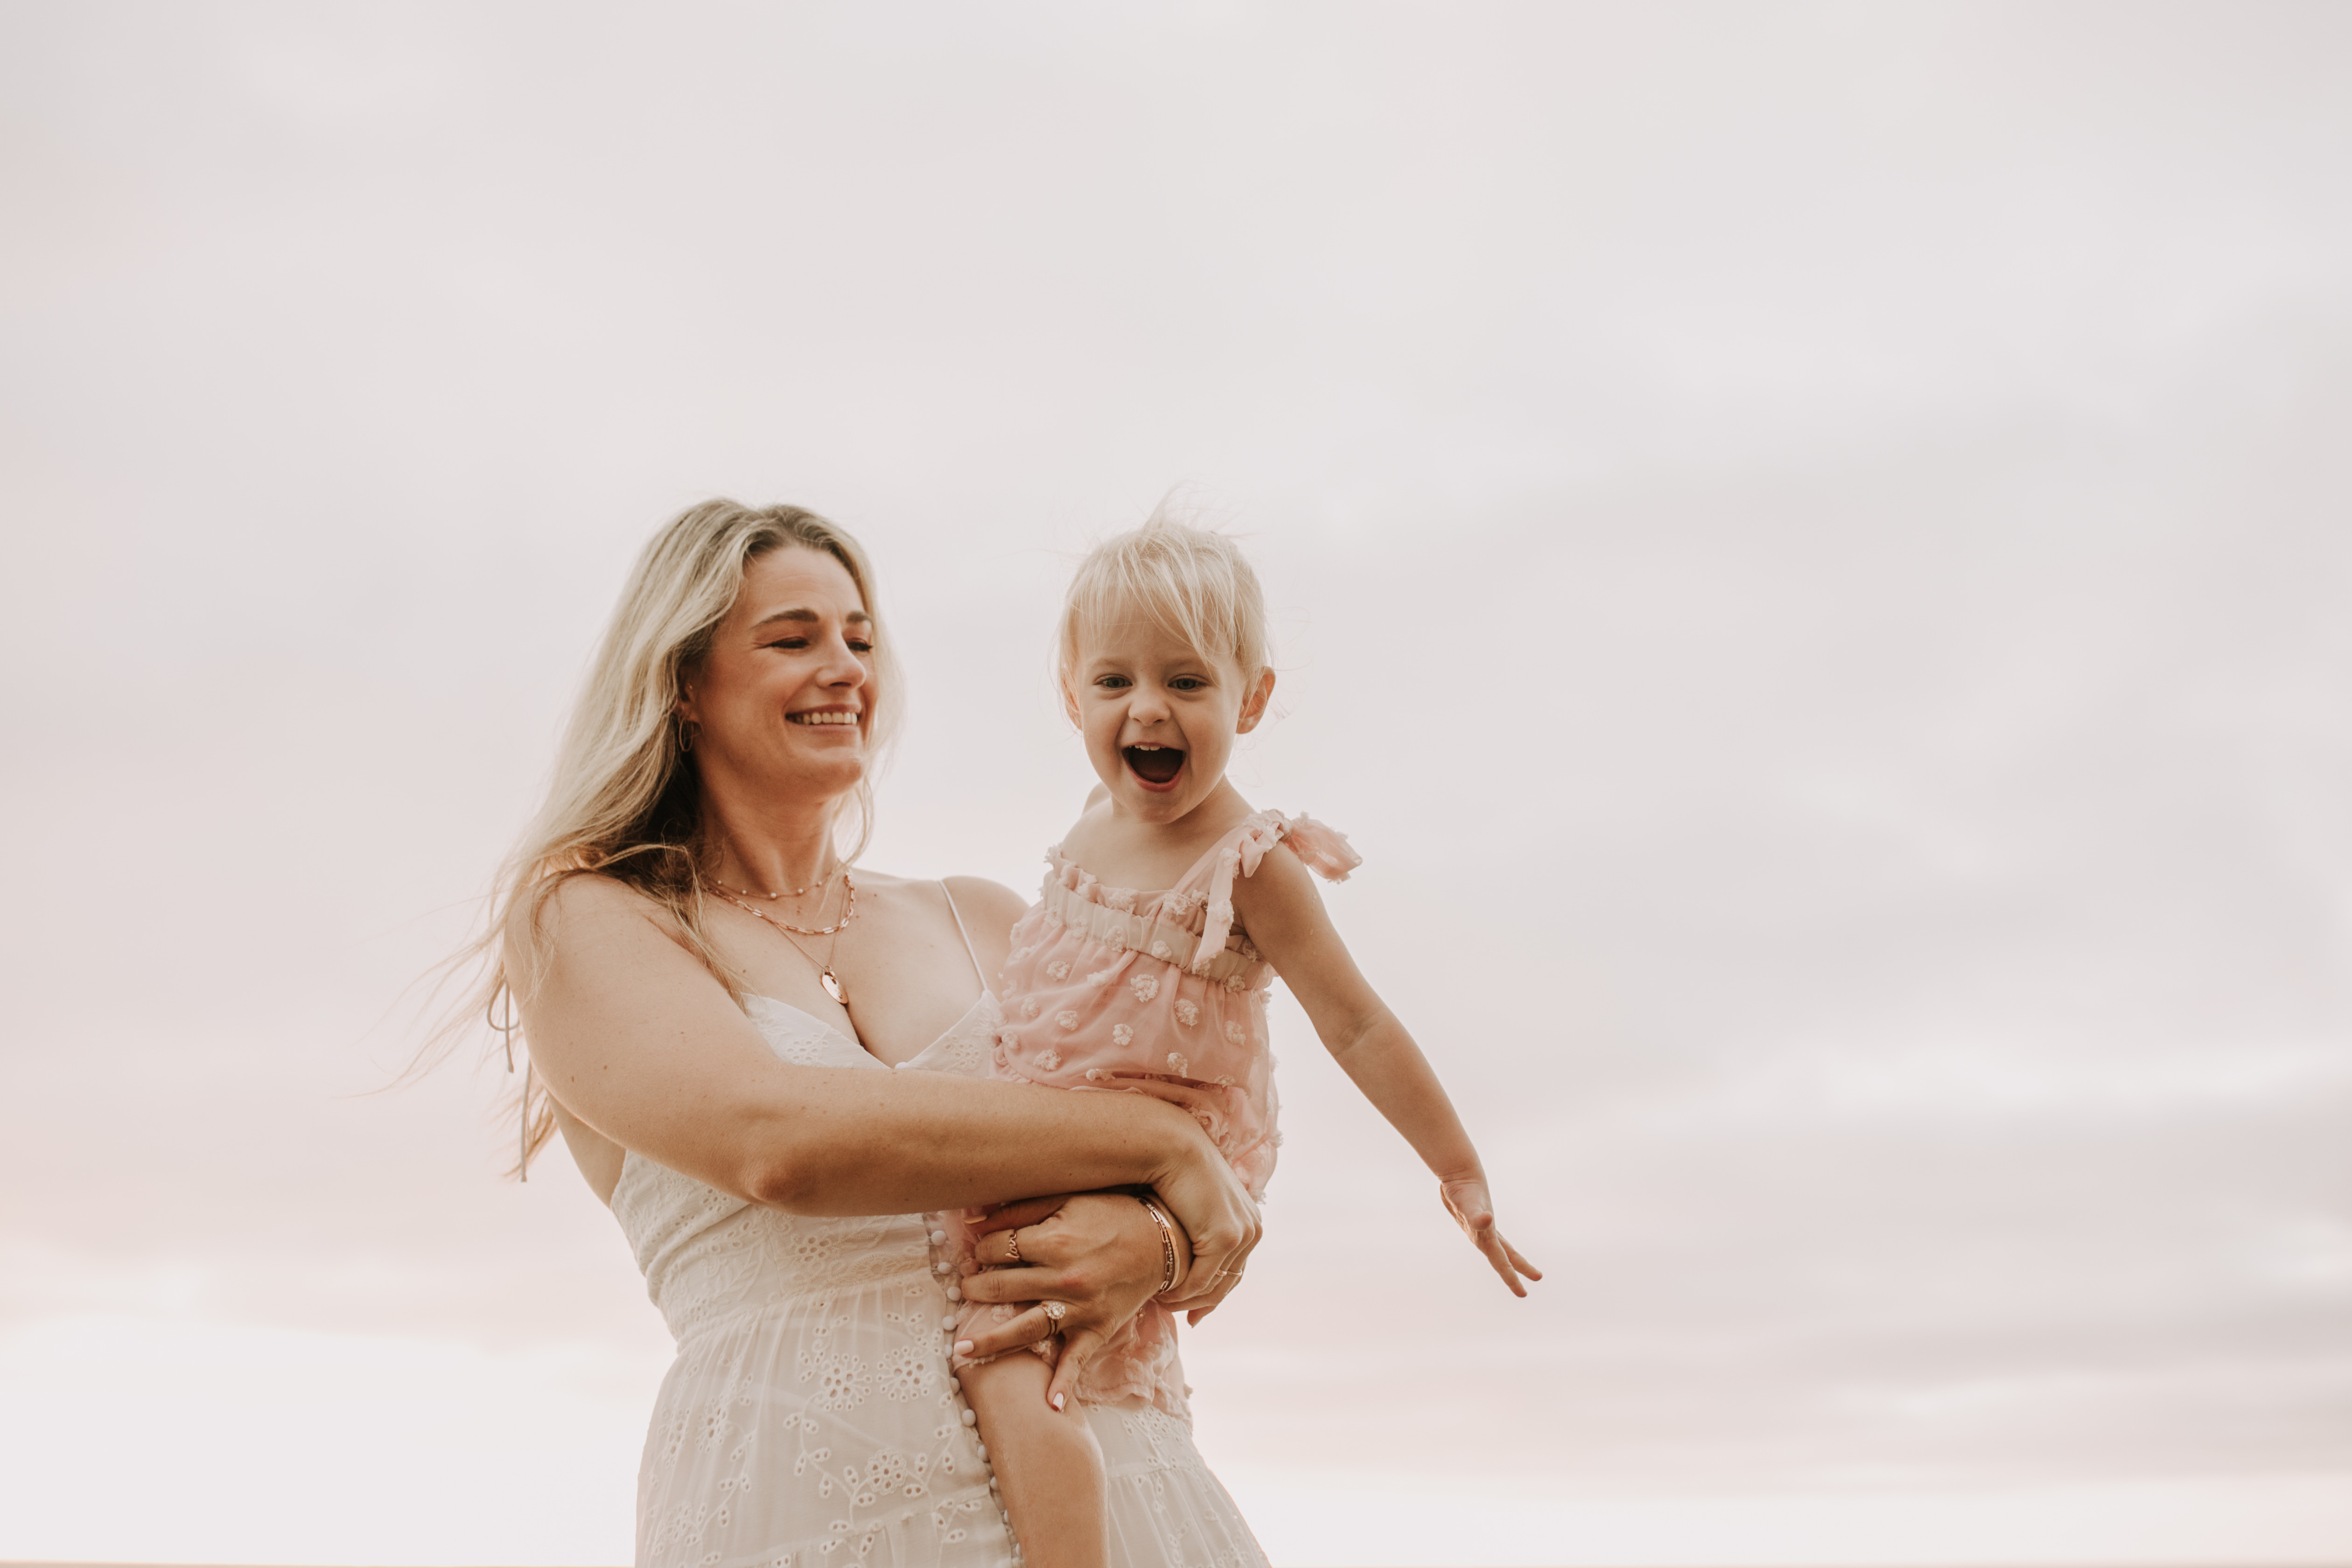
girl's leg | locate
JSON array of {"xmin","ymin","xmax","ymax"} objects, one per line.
[{"xmin": 962, "ymin": 1349, "xmax": 1108, "ymax": 1568}]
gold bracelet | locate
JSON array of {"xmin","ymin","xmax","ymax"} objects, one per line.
[{"xmin": 1136, "ymin": 1194, "xmax": 1180, "ymax": 1296}]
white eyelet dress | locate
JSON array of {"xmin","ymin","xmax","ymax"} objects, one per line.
[{"xmin": 609, "ymin": 983, "xmax": 1272, "ymax": 1568}]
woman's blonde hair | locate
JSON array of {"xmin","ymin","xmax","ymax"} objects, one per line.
[
  {"xmin": 1055, "ymin": 506, "xmax": 1269, "ymax": 696},
  {"xmin": 433, "ymin": 499, "xmax": 900, "ymax": 1173}
]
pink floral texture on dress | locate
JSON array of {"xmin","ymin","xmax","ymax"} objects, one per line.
[{"xmin": 941, "ymin": 810, "xmax": 1360, "ymax": 1415}]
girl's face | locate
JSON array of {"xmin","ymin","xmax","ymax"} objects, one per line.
[
  {"xmin": 678, "ymin": 546, "xmax": 876, "ymax": 810},
  {"xmin": 1066, "ymin": 612, "xmax": 1274, "ymax": 826}
]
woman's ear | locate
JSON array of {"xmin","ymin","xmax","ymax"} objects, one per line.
[{"xmin": 1236, "ymin": 668, "xmax": 1276, "ymax": 734}]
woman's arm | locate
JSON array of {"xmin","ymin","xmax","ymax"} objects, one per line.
[
  {"xmin": 1232, "ymin": 847, "xmax": 1542, "ymax": 1295},
  {"xmin": 516, "ymin": 875, "xmax": 1260, "ymax": 1288}
]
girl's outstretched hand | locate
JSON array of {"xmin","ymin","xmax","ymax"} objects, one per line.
[{"xmin": 1441, "ymin": 1176, "xmax": 1543, "ymax": 1296}]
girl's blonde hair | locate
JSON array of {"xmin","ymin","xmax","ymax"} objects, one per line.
[
  {"xmin": 431, "ymin": 499, "xmax": 900, "ymax": 1173},
  {"xmin": 1055, "ymin": 506, "xmax": 1270, "ymax": 695}
]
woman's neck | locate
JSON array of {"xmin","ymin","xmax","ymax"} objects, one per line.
[{"xmin": 700, "ymin": 791, "xmax": 845, "ymax": 894}]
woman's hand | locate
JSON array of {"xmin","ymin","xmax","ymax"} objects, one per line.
[
  {"xmin": 960, "ymin": 1189, "xmax": 1242, "ymax": 1409},
  {"xmin": 1123, "ymin": 1079, "xmax": 1263, "ymax": 1321}
]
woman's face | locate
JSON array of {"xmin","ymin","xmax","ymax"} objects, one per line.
[{"xmin": 678, "ymin": 546, "xmax": 876, "ymax": 811}]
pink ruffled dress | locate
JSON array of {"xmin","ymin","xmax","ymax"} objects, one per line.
[{"xmin": 941, "ymin": 810, "xmax": 1362, "ymax": 1416}]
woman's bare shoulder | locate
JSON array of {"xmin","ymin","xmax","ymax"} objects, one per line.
[
  {"xmin": 941, "ymin": 874, "xmax": 1031, "ymax": 931},
  {"xmin": 508, "ymin": 869, "xmax": 655, "ymax": 937}
]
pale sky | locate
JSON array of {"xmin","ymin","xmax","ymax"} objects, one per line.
[{"xmin": 2, "ymin": 4, "xmax": 2349, "ymax": 1565}]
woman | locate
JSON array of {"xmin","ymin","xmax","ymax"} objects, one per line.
[{"xmin": 480, "ymin": 500, "xmax": 1269, "ymax": 1568}]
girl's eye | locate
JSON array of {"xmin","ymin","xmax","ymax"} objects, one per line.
[
  {"xmin": 1096, "ymin": 675, "xmax": 1131, "ymax": 690},
  {"xmin": 1170, "ymin": 677, "xmax": 1205, "ymax": 691}
]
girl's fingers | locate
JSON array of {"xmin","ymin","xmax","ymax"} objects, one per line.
[
  {"xmin": 1479, "ymin": 1232, "xmax": 1529, "ymax": 1297},
  {"xmin": 1473, "ymin": 1227, "xmax": 1543, "ymax": 1295},
  {"xmin": 1442, "ymin": 1179, "xmax": 1540, "ymax": 1293}
]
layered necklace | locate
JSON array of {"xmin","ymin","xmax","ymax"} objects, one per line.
[{"xmin": 710, "ymin": 863, "xmax": 858, "ymax": 1006}]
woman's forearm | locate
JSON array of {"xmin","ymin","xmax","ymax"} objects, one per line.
[
  {"xmin": 722, "ymin": 1067, "xmax": 1205, "ymax": 1218},
  {"xmin": 518, "ymin": 876, "xmax": 1250, "ymax": 1259},
  {"xmin": 521, "ymin": 877, "xmax": 1216, "ymax": 1218}
]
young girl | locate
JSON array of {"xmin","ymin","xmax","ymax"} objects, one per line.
[{"xmin": 942, "ymin": 515, "xmax": 1540, "ymax": 1566}]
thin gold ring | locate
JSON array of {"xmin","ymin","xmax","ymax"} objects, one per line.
[{"xmin": 1005, "ymin": 1228, "xmax": 1023, "ymax": 1266}]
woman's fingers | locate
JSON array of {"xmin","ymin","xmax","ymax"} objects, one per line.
[
  {"xmin": 954, "ymin": 1191, "xmax": 1174, "ymax": 1361},
  {"xmin": 1148, "ymin": 1155, "xmax": 1261, "ymax": 1316},
  {"xmin": 959, "ymin": 1263, "xmax": 1061, "ymax": 1308},
  {"xmin": 970, "ymin": 1228, "xmax": 1023, "ymax": 1268},
  {"xmin": 968, "ymin": 1196, "xmax": 1064, "ymax": 1238},
  {"xmin": 966, "ymin": 1196, "xmax": 1077, "ymax": 1267},
  {"xmin": 957, "ymin": 1299, "xmax": 1067, "ymax": 1362},
  {"xmin": 1047, "ymin": 1324, "xmax": 1105, "ymax": 1412},
  {"xmin": 1157, "ymin": 1244, "xmax": 1251, "ymax": 1316}
]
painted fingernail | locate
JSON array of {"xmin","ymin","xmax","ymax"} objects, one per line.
[
  {"xmin": 1050, "ymin": 1393, "xmax": 1065, "ymax": 1411},
  {"xmin": 953, "ymin": 1340, "xmax": 973, "ymax": 1356}
]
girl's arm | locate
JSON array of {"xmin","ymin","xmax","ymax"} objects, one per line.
[
  {"xmin": 514, "ymin": 874, "xmax": 1261, "ymax": 1299},
  {"xmin": 1231, "ymin": 847, "xmax": 1542, "ymax": 1295}
]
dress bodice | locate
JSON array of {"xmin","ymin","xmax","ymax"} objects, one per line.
[{"xmin": 610, "ymin": 991, "xmax": 1002, "ymax": 1346}]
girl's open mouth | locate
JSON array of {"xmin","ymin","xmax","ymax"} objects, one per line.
[{"xmin": 1123, "ymin": 744, "xmax": 1185, "ymax": 786}]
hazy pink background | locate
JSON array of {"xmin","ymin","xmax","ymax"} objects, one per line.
[{"xmin": 2, "ymin": 4, "xmax": 2348, "ymax": 1563}]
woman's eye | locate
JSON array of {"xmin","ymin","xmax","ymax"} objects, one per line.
[
  {"xmin": 767, "ymin": 637, "xmax": 810, "ymax": 650},
  {"xmin": 848, "ymin": 640, "xmax": 873, "ymax": 654}
]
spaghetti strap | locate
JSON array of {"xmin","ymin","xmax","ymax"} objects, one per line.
[{"xmin": 938, "ymin": 880, "xmax": 987, "ymax": 989}]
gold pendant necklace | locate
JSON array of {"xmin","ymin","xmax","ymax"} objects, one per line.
[{"xmin": 714, "ymin": 874, "xmax": 856, "ymax": 1005}]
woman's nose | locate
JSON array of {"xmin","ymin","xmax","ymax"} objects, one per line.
[{"xmin": 819, "ymin": 637, "xmax": 868, "ymax": 686}]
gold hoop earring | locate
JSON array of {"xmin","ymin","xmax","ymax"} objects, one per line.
[{"xmin": 677, "ymin": 717, "xmax": 696, "ymax": 753}]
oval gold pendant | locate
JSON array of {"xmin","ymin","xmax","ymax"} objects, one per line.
[{"xmin": 820, "ymin": 969, "xmax": 847, "ymax": 1006}]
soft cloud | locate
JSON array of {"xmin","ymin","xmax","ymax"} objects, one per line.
[{"xmin": 1, "ymin": 3, "xmax": 2347, "ymax": 1563}]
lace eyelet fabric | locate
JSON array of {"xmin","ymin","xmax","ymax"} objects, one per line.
[{"xmin": 610, "ymin": 992, "xmax": 1267, "ymax": 1566}]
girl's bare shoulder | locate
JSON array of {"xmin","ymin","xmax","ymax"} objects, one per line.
[{"xmin": 1056, "ymin": 789, "xmax": 1120, "ymax": 863}]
